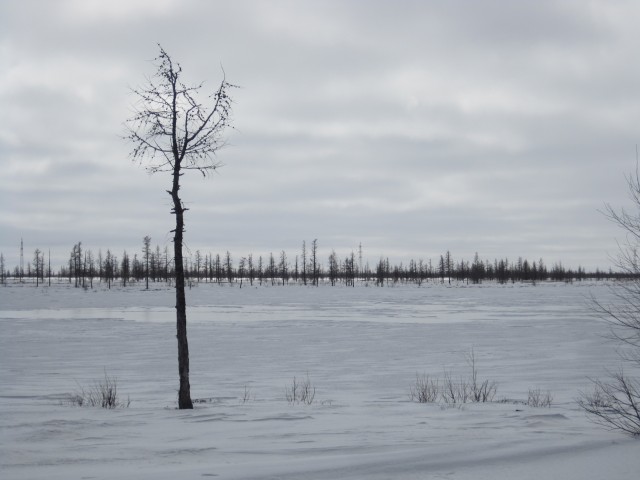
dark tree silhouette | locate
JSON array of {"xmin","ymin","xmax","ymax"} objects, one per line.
[
  {"xmin": 438, "ymin": 255, "xmax": 445, "ymax": 284},
  {"xmin": 445, "ymin": 250, "xmax": 453, "ymax": 285},
  {"xmin": 125, "ymin": 45, "xmax": 235, "ymax": 409},
  {"xmin": 194, "ymin": 250, "xmax": 203, "ymax": 282},
  {"xmin": 268, "ymin": 252, "xmax": 276, "ymax": 286},
  {"xmin": 104, "ymin": 250, "xmax": 115, "ymax": 289},
  {"xmin": 86, "ymin": 249, "xmax": 94, "ymax": 288},
  {"xmin": 143, "ymin": 236, "xmax": 151, "ymax": 289},
  {"xmin": 328, "ymin": 250, "xmax": 338, "ymax": 286},
  {"xmin": 33, "ymin": 249, "xmax": 43, "ymax": 287},
  {"xmin": 70, "ymin": 242, "xmax": 83, "ymax": 288},
  {"xmin": 214, "ymin": 253, "xmax": 222, "ymax": 284},
  {"xmin": 238, "ymin": 257, "xmax": 246, "ymax": 288},
  {"xmin": 279, "ymin": 250, "xmax": 288, "ymax": 286},
  {"xmin": 225, "ymin": 251, "xmax": 233, "ymax": 284},
  {"xmin": 247, "ymin": 253, "xmax": 254, "ymax": 286},
  {"xmin": 121, "ymin": 251, "xmax": 130, "ymax": 287},
  {"xmin": 311, "ymin": 239, "xmax": 318, "ymax": 286}
]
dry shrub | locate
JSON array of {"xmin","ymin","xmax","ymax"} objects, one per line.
[
  {"xmin": 410, "ymin": 349, "xmax": 497, "ymax": 405},
  {"xmin": 409, "ymin": 374, "xmax": 439, "ymax": 403},
  {"xmin": 285, "ymin": 374, "xmax": 316, "ymax": 405},
  {"xmin": 527, "ymin": 388, "xmax": 553, "ymax": 408},
  {"xmin": 68, "ymin": 372, "xmax": 130, "ymax": 409}
]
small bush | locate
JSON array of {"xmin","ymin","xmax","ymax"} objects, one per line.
[
  {"xmin": 467, "ymin": 348, "xmax": 498, "ymax": 403},
  {"xmin": 285, "ymin": 374, "xmax": 316, "ymax": 405},
  {"xmin": 411, "ymin": 349, "xmax": 497, "ymax": 405},
  {"xmin": 441, "ymin": 370, "xmax": 470, "ymax": 404},
  {"xmin": 527, "ymin": 388, "xmax": 553, "ymax": 408},
  {"xmin": 68, "ymin": 372, "xmax": 130, "ymax": 409},
  {"xmin": 409, "ymin": 374, "xmax": 439, "ymax": 403},
  {"xmin": 240, "ymin": 385, "xmax": 254, "ymax": 404}
]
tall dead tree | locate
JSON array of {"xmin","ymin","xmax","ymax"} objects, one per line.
[
  {"xmin": 143, "ymin": 236, "xmax": 151, "ymax": 290},
  {"xmin": 126, "ymin": 45, "xmax": 235, "ymax": 409},
  {"xmin": 33, "ymin": 249, "xmax": 42, "ymax": 287}
]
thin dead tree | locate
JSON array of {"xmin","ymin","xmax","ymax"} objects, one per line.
[
  {"xmin": 580, "ymin": 160, "xmax": 640, "ymax": 435},
  {"xmin": 126, "ymin": 45, "xmax": 235, "ymax": 409},
  {"xmin": 143, "ymin": 236, "xmax": 151, "ymax": 290}
]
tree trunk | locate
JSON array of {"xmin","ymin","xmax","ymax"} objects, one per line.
[{"xmin": 172, "ymin": 171, "xmax": 193, "ymax": 410}]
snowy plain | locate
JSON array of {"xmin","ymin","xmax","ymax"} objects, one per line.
[{"xmin": 0, "ymin": 280, "xmax": 638, "ymax": 479}]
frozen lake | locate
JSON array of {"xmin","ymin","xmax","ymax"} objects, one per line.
[{"xmin": 1, "ymin": 281, "xmax": 638, "ymax": 479}]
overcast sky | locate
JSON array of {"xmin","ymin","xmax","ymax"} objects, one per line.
[{"xmin": 2, "ymin": 0, "xmax": 640, "ymax": 270}]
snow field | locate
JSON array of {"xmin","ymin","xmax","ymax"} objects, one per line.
[{"xmin": 1, "ymin": 282, "xmax": 638, "ymax": 479}]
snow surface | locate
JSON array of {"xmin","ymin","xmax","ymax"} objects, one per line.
[{"xmin": 1, "ymin": 281, "xmax": 638, "ymax": 479}]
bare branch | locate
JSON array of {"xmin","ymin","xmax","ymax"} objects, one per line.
[
  {"xmin": 583, "ymin": 159, "xmax": 640, "ymax": 435},
  {"xmin": 125, "ymin": 45, "xmax": 235, "ymax": 175},
  {"xmin": 578, "ymin": 372, "xmax": 640, "ymax": 436}
]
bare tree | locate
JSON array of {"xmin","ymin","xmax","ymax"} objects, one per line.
[
  {"xmin": 194, "ymin": 250, "xmax": 202, "ymax": 282},
  {"xmin": 121, "ymin": 251, "xmax": 130, "ymax": 287},
  {"xmin": 581, "ymin": 162, "xmax": 640, "ymax": 435},
  {"xmin": 311, "ymin": 239, "xmax": 318, "ymax": 286},
  {"xmin": 596, "ymin": 163, "xmax": 640, "ymax": 359},
  {"xmin": 225, "ymin": 251, "xmax": 233, "ymax": 285},
  {"xmin": 154, "ymin": 245, "xmax": 162, "ymax": 282},
  {"xmin": 438, "ymin": 255, "xmax": 445, "ymax": 284},
  {"xmin": 104, "ymin": 250, "xmax": 114, "ymax": 289},
  {"xmin": 33, "ymin": 248, "xmax": 42, "ymax": 287},
  {"xmin": 247, "ymin": 253, "xmax": 254, "ymax": 286},
  {"xmin": 328, "ymin": 250, "xmax": 338, "ymax": 286},
  {"xmin": 214, "ymin": 253, "xmax": 222, "ymax": 284},
  {"xmin": 268, "ymin": 252, "xmax": 276, "ymax": 286},
  {"xmin": 445, "ymin": 250, "xmax": 453, "ymax": 285},
  {"xmin": 97, "ymin": 249, "xmax": 103, "ymax": 283},
  {"xmin": 238, "ymin": 256, "xmax": 246, "ymax": 288},
  {"xmin": 578, "ymin": 371, "xmax": 640, "ymax": 435},
  {"xmin": 143, "ymin": 236, "xmax": 151, "ymax": 290},
  {"xmin": 346, "ymin": 251, "xmax": 356, "ymax": 287},
  {"xmin": 258, "ymin": 255, "xmax": 264, "ymax": 286},
  {"xmin": 86, "ymin": 249, "xmax": 94, "ymax": 289},
  {"xmin": 279, "ymin": 250, "xmax": 288, "ymax": 286},
  {"xmin": 125, "ymin": 45, "xmax": 235, "ymax": 409},
  {"xmin": 70, "ymin": 242, "xmax": 83, "ymax": 288}
]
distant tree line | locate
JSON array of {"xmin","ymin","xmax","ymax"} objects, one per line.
[{"xmin": 0, "ymin": 239, "xmax": 629, "ymax": 288}]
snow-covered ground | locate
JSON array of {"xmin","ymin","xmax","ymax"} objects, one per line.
[{"xmin": 1, "ymin": 281, "xmax": 638, "ymax": 479}]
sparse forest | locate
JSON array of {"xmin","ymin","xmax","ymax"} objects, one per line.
[{"xmin": 0, "ymin": 239, "xmax": 625, "ymax": 289}]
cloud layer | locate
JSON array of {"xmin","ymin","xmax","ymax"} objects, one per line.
[{"xmin": 2, "ymin": 0, "xmax": 639, "ymax": 269}]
